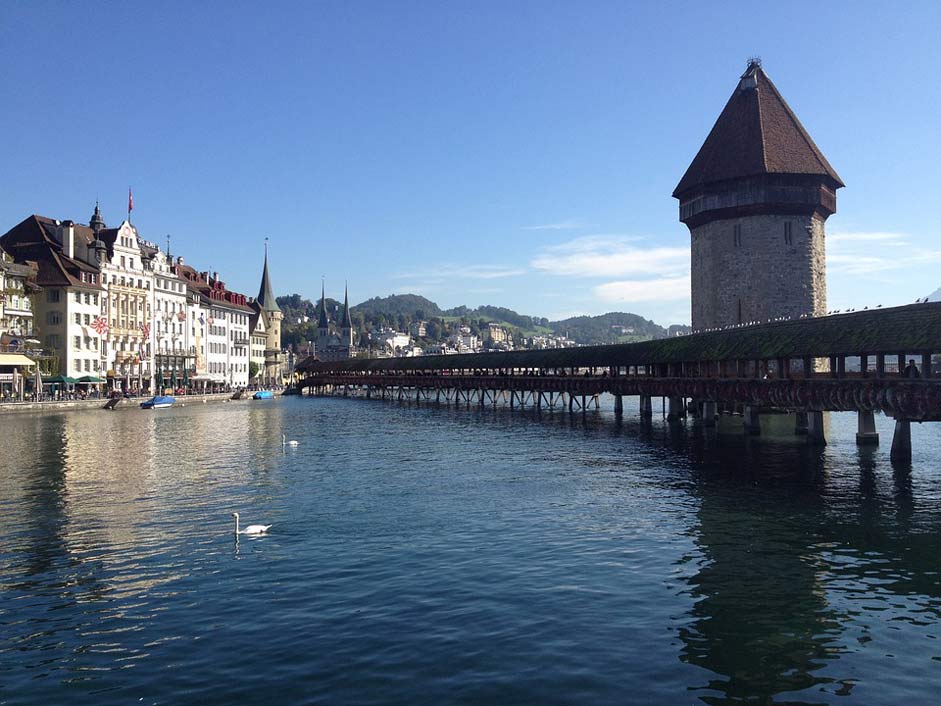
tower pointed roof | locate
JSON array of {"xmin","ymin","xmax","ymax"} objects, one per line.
[
  {"xmin": 256, "ymin": 241, "xmax": 280, "ymax": 313},
  {"xmin": 89, "ymin": 201, "xmax": 106, "ymax": 234},
  {"xmin": 340, "ymin": 283, "xmax": 352, "ymax": 328},
  {"xmin": 318, "ymin": 281, "xmax": 329, "ymax": 329},
  {"xmin": 673, "ymin": 61, "xmax": 843, "ymax": 198}
]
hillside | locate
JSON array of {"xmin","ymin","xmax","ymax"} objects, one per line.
[{"xmin": 277, "ymin": 291, "xmax": 687, "ymax": 348}]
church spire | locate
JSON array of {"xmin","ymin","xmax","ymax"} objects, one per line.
[
  {"xmin": 256, "ymin": 238, "xmax": 280, "ymax": 313},
  {"xmin": 341, "ymin": 282, "xmax": 352, "ymax": 329},
  {"xmin": 318, "ymin": 279, "xmax": 329, "ymax": 331}
]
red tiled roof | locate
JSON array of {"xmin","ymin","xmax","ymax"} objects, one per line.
[{"xmin": 673, "ymin": 63, "xmax": 843, "ymax": 198}]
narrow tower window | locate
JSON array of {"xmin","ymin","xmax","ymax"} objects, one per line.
[
  {"xmin": 733, "ymin": 224, "xmax": 742, "ymax": 247},
  {"xmin": 784, "ymin": 221, "xmax": 793, "ymax": 246}
]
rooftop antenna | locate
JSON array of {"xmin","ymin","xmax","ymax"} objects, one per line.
[{"xmin": 166, "ymin": 234, "xmax": 171, "ymax": 259}]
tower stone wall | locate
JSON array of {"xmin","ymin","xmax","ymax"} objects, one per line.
[{"xmin": 691, "ymin": 213, "xmax": 827, "ymax": 329}]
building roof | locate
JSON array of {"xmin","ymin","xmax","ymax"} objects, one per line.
[
  {"xmin": 0, "ymin": 215, "xmax": 102, "ymax": 290},
  {"xmin": 673, "ymin": 62, "xmax": 843, "ymax": 198},
  {"xmin": 298, "ymin": 302, "xmax": 941, "ymax": 373},
  {"xmin": 340, "ymin": 284, "xmax": 352, "ymax": 329},
  {"xmin": 256, "ymin": 245, "xmax": 280, "ymax": 313}
]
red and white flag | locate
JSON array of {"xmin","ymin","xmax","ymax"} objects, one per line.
[{"xmin": 128, "ymin": 187, "xmax": 134, "ymax": 214}]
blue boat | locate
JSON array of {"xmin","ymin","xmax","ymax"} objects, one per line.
[
  {"xmin": 140, "ymin": 395, "xmax": 176, "ymax": 409},
  {"xmin": 253, "ymin": 390, "xmax": 274, "ymax": 400}
]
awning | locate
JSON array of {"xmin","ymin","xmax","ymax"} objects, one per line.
[{"xmin": 0, "ymin": 353, "xmax": 36, "ymax": 367}]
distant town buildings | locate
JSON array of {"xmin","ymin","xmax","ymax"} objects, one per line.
[{"xmin": 311, "ymin": 283, "xmax": 355, "ymax": 361}]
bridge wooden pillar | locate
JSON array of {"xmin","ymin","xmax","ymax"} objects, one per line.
[
  {"xmin": 890, "ymin": 419, "xmax": 912, "ymax": 461},
  {"xmin": 856, "ymin": 409, "xmax": 879, "ymax": 445},
  {"xmin": 667, "ymin": 396, "xmax": 684, "ymax": 422},
  {"xmin": 922, "ymin": 353, "xmax": 933, "ymax": 378},
  {"xmin": 794, "ymin": 411, "xmax": 809, "ymax": 435},
  {"xmin": 639, "ymin": 394, "xmax": 653, "ymax": 418},
  {"xmin": 702, "ymin": 400, "xmax": 717, "ymax": 427},
  {"xmin": 613, "ymin": 394, "xmax": 623, "ymax": 416},
  {"xmin": 807, "ymin": 411, "xmax": 826, "ymax": 445},
  {"xmin": 876, "ymin": 354, "xmax": 885, "ymax": 379},
  {"xmin": 743, "ymin": 405, "xmax": 761, "ymax": 435}
]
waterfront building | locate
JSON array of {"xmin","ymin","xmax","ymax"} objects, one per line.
[
  {"xmin": 151, "ymin": 251, "xmax": 193, "ymax": 390},
  {"xmin": 91, "ymin": 209, "xmax": 157, "ymax": 390},
  {"xmin": 1, "ymin": 215, "xmax": 105, "ymax": 379},
  {"xmin": 675, "ymin": 60, "xmax": 843, "ymax": 330},
  {"xmin": 0, "ymin": 246, "xmax": 37, "ymax": 340}
]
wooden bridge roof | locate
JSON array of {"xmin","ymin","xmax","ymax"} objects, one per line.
[{"xmin": 296, "ymin": 302, "xmax": 941, "ymax": 374}]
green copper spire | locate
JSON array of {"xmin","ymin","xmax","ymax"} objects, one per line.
[{"xmin": 257, "ymin": 239, "xmax": 280, "ymax": 313}]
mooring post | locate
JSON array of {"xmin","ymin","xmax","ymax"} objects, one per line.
[
  {"xmin": 890, "ymin": 419, "xmax": 912, "ymax": 461},
  {"xmin": 856, "ymin": 409, "xmax": 879, "ymax": 445},
  {"xmin": 614, "ymin": 394, "xmax": 623, "ymax": 416},
  {"xmin": 807, "ymin": 410, "xmax": 826, "ymax": 445}
]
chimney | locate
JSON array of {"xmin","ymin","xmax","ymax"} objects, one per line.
[{"xmin": 62, "ymin": 220, "xmax": 75, "ymax": 259}]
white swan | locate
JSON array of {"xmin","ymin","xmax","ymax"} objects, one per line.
[
  {"xmin": 282, "ymin": 433, "xmax": 299, "ymax": 447},
  {"xmin": 231, "ymin": 512, "xmax": 272, "ymax": 535}
]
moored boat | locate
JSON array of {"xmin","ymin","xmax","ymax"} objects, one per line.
[
  {"xmin": 140, "ymin": 395, "xmax": 176, "ymax": 409},
  {"xmin": 253, "ymin": 390, "xmax": 274, "ymax": 400}
]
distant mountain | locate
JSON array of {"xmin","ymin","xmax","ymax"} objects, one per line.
[{"xmin": 926, "ymin": 287, "xmax": 941, "ymax": 302}]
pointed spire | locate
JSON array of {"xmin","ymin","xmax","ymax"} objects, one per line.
[
  {"xmin": 318, "ymin": 278, "xmax": 329, "ymax": 330},
  {"xmin": 341, "ymin": 281, "xmax": 352, "ymax": 329},
  {"xmin": 256, "ymin": 237, "xmax": 280, "ymax": 312},
  {"xmin": 89, "ymin": 201, "xmax": 105, "ymax": 235}
]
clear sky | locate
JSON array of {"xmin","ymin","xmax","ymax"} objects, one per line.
[{"xmin": 2, "ymin": 1, "xmax": 939, "ymax": 325}]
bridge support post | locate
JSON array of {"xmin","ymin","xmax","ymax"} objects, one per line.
[
  {"xmin": 743, "ymin": 405, "xmax": 761, "ymax": 435},
  {"xmin": 614, "ymin": 395, "xmax": 623, "ymax": 416},
  {"xmin": 807, "ymin": 410, "xmax": 826, "ymax": 445},
  {"xmin": 794, "ymin": 411, "xmax": 808, "ymax": 435},
  {"xmin": 667, "ymin": 396, "xmax": 684, "ymax": 423},
  {"xmin": 856, "ymin": 409, "xmax": 879, "ymax": 445},
  {"xmin": 890, "ymin": 419, "xmax": 912, "ymax": 461},
  {"xmin": 639, "ymin": 395, "xmax": 653, "ymax": 419},
  {"xmin": 702, "ymin": 400, "xmax": 717, "ymax": 427}
]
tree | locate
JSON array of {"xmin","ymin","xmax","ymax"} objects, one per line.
[{"xmin": 249, "ymin": 361, "xmax": 260, "ymax": 379}]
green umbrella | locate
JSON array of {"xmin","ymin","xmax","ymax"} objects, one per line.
[
  {"xmin": 45, "ymin": 375, "xmax": 78, "ymax": 384},
  {"xmin": 77, "ymin": 375, "xmax": 106, "ymax": 383}
]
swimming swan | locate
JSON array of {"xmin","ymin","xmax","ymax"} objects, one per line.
[
  {"xmin": 231, "ymin": 512, "xmax": 272, "ymax": 535},
  {"xmin": 282, "ymin": 434, "xmax": 299, "ymax": 447}
]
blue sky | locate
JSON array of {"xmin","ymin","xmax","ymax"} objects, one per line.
[{"xmin": 2, "ymin": 1, "xmax": 939, "ymax": 325}]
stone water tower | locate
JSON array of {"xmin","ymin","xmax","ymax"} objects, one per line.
[{"xmin": 674, "ymin": 60, "xmax": 843, "ymax": 330}]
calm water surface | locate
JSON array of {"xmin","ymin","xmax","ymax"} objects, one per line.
[{"xmin": 1, "ymin": 397, "xmax": 940, "ymax": 704}]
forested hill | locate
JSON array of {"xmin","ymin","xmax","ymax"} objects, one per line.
[{"xmin": 276, "ymin": 292, "xmax": 689, "ymax": 347}]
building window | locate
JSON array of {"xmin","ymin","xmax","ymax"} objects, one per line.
[
  {"xmin": 74, "ymin": 313, "xmax": 81, "ymax": 324},
  {"xmin": 784, "ymin": 221, "xmax": 793, "ymax": 246},
  {"xmin": 74, "ymin": 291, "xmax": 81, "ymax": 303},
  {"xmin": 84, "ymin": 314, "xmax": 91, "ymax": 325},
  {"xmin": 733, "ymin": 224, "xmax": 742, "ymax": 247},
  {"xmin": 47, "ymin": 311, "xmax": 61, "ymax": 325},
  {"xmin": 74, "ymin": 335, "xmax": 81, "ymax": 350}
]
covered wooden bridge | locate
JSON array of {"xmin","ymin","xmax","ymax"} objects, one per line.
[{"xmin": 296, "ymin": 302, "xmax": 941, "ymax": 460}]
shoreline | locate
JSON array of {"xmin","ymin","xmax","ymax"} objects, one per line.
[{"xmin": 0, "ymin": 392, "xmax": 263, "ymax": 415}]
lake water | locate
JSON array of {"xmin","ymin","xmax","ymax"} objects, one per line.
[{"xmin": 1, "ymin": 396, "xmax": 940, "ymax": 704}]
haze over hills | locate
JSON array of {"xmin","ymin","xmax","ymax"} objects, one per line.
[{"xmin": 276, "ymin": 292, "xmax": 690, "ymax": 348}]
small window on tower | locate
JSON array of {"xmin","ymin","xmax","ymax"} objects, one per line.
[
  {"xmin": 784, "ymin": 221, "xmax": 793, "ymax": 246},
  {"xmin": 733, "ymin": 224, "xmax": 742, "ymax": 247}
]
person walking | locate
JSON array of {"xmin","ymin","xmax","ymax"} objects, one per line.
[{"xmin": 904, "ymin": 359, "xmax": 921, "ymax": 379}]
